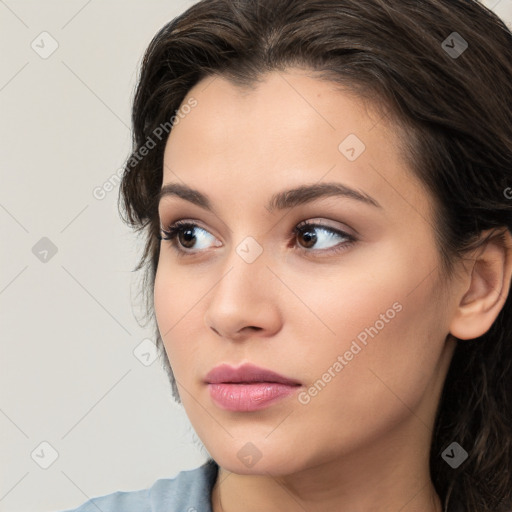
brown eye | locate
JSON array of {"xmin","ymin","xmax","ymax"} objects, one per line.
[
  {"xmin": 159, "ymin": 221, "xmax": 219, "ymax": 254},
  {"xmin": 296, "ymin": 226, "xmax": 317, "ymax": 249},
  {"xmin": 292, "ymin": 221, "xmax": 357, "ymax": 255},
  {"xmin": 177, "ymin": 226, "xmax": 197, "ymax": 249}
]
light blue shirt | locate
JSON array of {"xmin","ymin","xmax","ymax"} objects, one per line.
[{"xmin": 59, "ymin": 459, "xmax": 219, "ymax": 512}]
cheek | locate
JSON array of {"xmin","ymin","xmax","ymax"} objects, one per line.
[
  {"xmin": 153, "ymin": 262, "xmax": 205, "ymax": 370},
  {"xmin": 294, "ymin": 263, "xmax": 445, "ymax": 442}
]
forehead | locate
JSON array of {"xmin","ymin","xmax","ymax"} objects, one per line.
[{"xmin": 162, "ymin": 69, "xmax": 433, "ymax": 225}]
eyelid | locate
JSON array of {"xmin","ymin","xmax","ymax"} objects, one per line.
[
  {"xmin": 159, "ymin": 217, "xmax": 220, "ymax": 238},
  {"xmin": 158, "ymin": 217, "xmax": 351, "ymax": 241},
  {"xmin": 295, "ymin": 218, "xmax": 356, "ymax": 237}
]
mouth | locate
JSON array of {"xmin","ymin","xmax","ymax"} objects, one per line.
[
  {"xmin": 205, "ymin": 363, "xmax": 302, "ymax": 412},
  {"xmin": 205, "ymin": 362, "xmax": 301, "ymax": 385}
]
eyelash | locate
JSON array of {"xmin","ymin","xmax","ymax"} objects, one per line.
[{"xmin": 158, "ymin": 219, "xmax": 357, "ymax": 258}]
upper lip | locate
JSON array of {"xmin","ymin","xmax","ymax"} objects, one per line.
[{"xmin": 205, "ymin": 363, "xmax": 301, "ymax": 385}]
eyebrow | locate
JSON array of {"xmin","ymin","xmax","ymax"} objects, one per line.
[{"xmin": 157, "ymin": 181, "xmax": 382, "ymax": 213}]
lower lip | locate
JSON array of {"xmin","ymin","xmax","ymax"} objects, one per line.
[{"xmin": 207, "ymin": 382, "xmax": 299, "ymax": 411}]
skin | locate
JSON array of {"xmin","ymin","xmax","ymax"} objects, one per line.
[{"xmin": 153, "ymin": 68, "xmax": 512, "ymax": 512}]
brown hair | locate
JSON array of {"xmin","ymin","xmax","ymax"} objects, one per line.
[{"xmin": 118, "ymin": 1, "xmax": 512, "ymax": 510}]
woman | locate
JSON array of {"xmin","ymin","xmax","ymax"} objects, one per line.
[{"xmin": 62, "ymin": 0, "xmax": 512, "ymax": 511}]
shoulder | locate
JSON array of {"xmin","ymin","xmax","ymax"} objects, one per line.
[{"xmin": 59, "ymin": 459, "xmax": 219, "ymax": 512}]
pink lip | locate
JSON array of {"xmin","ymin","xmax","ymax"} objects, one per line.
[{"xmin": 205, "ymin": 363, "xmax": 301, "ymax": 412}]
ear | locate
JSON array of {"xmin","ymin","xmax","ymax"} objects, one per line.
[{"xmin": 450, "ymin": 228, "xmax": 512, "ymax": 341}]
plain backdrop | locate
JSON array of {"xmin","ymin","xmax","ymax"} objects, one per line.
[{"xmin": 1, "ymin": 1, "xmax": 511, "ymax": 511}]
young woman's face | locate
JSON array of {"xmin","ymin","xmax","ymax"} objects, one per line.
[{"xmin": 154, "ymin": 69, "xmax": 459, "ymax": 475}]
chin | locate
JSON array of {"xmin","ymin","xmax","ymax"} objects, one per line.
[{"xmin": 208, "ymin": 441, "xmax": 309, "ymax": 476}]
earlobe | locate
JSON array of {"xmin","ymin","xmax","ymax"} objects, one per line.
[{"xmin": 449, "ymin": 229, "xmax": 512, "ymax": 341}]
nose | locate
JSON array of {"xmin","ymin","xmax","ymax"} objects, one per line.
[{"xmin": 203, "ymin": 244, "xmax": 282, "ymax": 341}]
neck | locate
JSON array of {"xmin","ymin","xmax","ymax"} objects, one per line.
[
  {"xmin": 212, "ymin": 461, "xmax": 442, "ymax": 512},
  {"xmin": 211, "ymin": 413, "xmax": 443, "ymax": 512}
]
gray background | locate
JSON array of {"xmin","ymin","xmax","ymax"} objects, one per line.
[{"xmin": 1, "ymin": 1, "xmax": 511, "ymax": 511}]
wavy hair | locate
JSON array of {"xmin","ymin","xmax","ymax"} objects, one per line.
[{"xmin": 118, "ymin": 1, "xmax": 512, "ymax": 510}]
